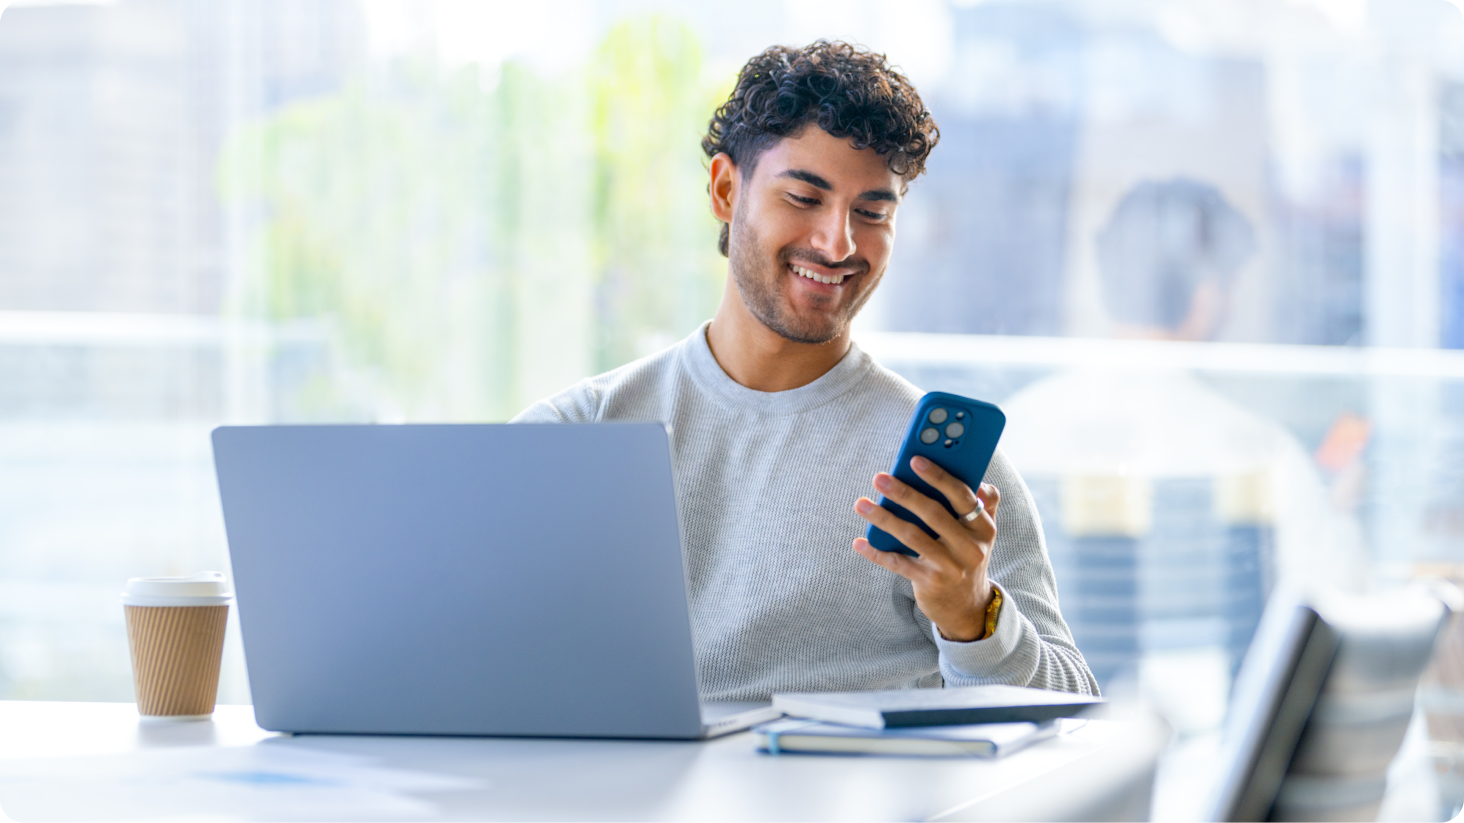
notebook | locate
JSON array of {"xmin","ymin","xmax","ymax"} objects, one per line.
[
  {"xmin": 772, "ymin": 684, "xmax": 1099, "ymax": 729},
  {"xmin": 755, "ymin": 717, "xmax": 1063, "ymax": 757}
]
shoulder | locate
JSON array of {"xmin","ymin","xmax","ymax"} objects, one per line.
[
  {"xmin": 985, "ymin": 445, "xmax": 1021, "ymax": 485},
  {"xmin": 846, "ymin": 345, "xmax": 924, "ymax": 418},
  {"xmin": 862, "ymin": 354, "xmax": 924, "ymax": 405},
  {"xmin": 511, "ymin": 340, "xmax": 686, "ymax": 423},
  {"xmin": 852, "ymin": 349, "xmax": 1032, "ymax": 501}
]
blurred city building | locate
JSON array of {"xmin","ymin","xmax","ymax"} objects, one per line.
[
  {"xmin": 1447, "ymin": 80, "xmax": 1464, "ymax": 349},
  {"xmin": 880, "ymin": 2, "xmax": 1082, "ymax": 337},
  {"xmin": 0, "ymin": 0, "xmax": 359, "ymax": 701},
  {"xmin": 0, "ymin": 0, "xmax": 219, "ymax": 314}
]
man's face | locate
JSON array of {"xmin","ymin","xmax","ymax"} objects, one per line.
[{"xmin": 726, "ymin": 127, "xmax": 902, "ymax": 344}]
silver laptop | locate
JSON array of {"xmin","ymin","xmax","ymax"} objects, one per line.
[{"xmin": 212, "ymin": 422, "xmax": 778, "ymax": 739}]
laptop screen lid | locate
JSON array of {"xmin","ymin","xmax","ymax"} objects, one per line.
[{"xmin": 212, "ymin": 422, "xmax": 706, "ymax": 739}]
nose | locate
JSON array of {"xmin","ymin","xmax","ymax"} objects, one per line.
[{"xmin": 811, "ymin": 205, "xmax": 856, "ymax": 264}]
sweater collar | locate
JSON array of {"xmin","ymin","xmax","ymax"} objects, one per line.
[{"xmin": 680, "ymin": 321, "xmax": 874, "ymax": 416}]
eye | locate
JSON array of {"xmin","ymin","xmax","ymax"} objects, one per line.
[
  {"xmin": 856, "ymin": 208, "xmax": 890, "ymax": 221},
  {"xmin": 786, "ymin": 193, "xmax": 819, "ymax": 206}
]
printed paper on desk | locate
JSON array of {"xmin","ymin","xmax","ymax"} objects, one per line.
[{"xmin": 0, "ymin": 740, "xmax": 485, "ymax": 821}]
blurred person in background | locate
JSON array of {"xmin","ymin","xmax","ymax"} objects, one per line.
[
  {"xmin": 1096, "ymin": 179, "xmax": 1255, "ymax": 344},
  {"xmin": 514, "ymin": 41, "xmax": 1096, "ymax": 702},
  {"xmin": 1000, "ymin": 179, "xmax": 1366, "ymax": 728}
]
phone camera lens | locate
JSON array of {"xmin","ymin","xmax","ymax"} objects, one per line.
[
  {"xmin": 927, "ymin": 408, "xmax": 948, "ymax": 424},
  {"xmin": 945, "ymin": 422, "xmax": 965, "ymax": 438},
  {"xmin": 920, "ymin": 427, "xmax": 940, "ymax": 444}
]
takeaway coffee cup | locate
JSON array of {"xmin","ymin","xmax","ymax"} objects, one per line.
[{"xmin": 121, "ymin": 572, "xmax": 232, "ymax": 720}]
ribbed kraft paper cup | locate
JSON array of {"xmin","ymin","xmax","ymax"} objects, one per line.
[{"xmin": 121, "ymin": 573, "xmax": 232, "ymax": 720}]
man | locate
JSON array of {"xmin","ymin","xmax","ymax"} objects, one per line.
[{"xmin": 514, "ymin": 41, "xmax": 1096, "ymax": 700}]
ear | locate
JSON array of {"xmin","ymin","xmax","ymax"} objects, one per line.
[{"xmin": 709, "ymin": 152, "xmax": 738, "ymax": 224}]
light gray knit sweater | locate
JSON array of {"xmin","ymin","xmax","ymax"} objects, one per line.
[{"xmin": 513, "ymin": 323, "xmax": 1098, "ymax": 700}]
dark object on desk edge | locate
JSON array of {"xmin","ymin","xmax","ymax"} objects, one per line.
[
  {"xmin": 1204, "ymin": 584, "xmax": 1456, "ymax": 822},
  {"xmin": 772, "ymin": 684, "xmax": 1101, "ymax": 730}
]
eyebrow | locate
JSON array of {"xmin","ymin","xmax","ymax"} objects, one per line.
[{"xmin": 776, "ymin": 168, "xmax": 900, "ymax": 204}]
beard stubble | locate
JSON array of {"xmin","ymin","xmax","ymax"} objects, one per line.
[{"xmin": 726, "ymin": 200, "xmax": 878, "ymax": 345}]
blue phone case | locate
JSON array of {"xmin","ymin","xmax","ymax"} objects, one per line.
[{"xmin": 866, "ymin": 391, "xmax": 1007, "ymax": 557}]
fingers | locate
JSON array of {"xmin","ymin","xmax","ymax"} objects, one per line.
[
  {"xmin": 908, "ymin": 455, "xmax": 982, "ymax": 518},
  {"xmin": 870, "ymin": 474, "xmax": 964, "ymax": 547},
  {"xmin": 852, "ymin": 537, "xmax": 925, "ymax": 580},
  {"xmin": 872, "ymin": 471, "xmax": 992, "ymax": 554},
  {"xmin": 855, "ymin": 497, "xmax": 945, "ymax": 564},
  {"xmin": 910, "ymin": 455, "xmax": 1001, "ymax": 527},
  {"xmin": 978, "ymin": 480, "xmax": 1001, "ymax": 520}
]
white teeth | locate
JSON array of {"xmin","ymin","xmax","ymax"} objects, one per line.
[{"xmin": 792, "ymin": 264, "xmax": 844, "ymax": 285}]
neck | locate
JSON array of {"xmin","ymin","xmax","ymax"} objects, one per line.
[{"xmin": 705, "ymin": 278, "xmax": 852, "ymax": 393}]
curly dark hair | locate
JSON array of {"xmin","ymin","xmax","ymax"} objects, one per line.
[{"xmin": 703, "ymin": 40, "xmax": 939, "ymax": 256}]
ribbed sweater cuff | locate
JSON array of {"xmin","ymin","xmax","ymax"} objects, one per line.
[{"xmin": 932, "ymin": 583, "xmax": 1024, "ymax": 679}]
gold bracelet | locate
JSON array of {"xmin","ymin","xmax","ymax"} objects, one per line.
[{"xmin": 981, "ymin": 587, "xmax": 1003, "ymax": 641}]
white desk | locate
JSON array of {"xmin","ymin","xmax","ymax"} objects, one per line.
[{"xmin": 0, "ymin": 701, "xmax": 1168, "ymax": 822}]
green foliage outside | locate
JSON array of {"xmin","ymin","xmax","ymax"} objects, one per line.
[{"xmin": 220, "ymin": 16, "xmax": 731, "ymax": 422}]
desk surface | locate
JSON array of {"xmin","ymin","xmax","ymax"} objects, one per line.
[{"xmin": 0, "ymin": 701, "xmax": 1167, "ymax": 822}]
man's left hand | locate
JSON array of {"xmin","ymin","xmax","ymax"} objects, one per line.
[{"xmin": 852, "ymin": 455, "xmax": 1000, "ymax": 642}]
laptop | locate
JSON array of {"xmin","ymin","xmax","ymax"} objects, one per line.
[{"xmin": 212, "ymin": 422, "xmax": 779, "ymax": 739}]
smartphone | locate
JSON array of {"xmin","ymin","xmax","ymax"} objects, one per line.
[{"xmin": 866, "ymin": 391, "xmax": 1006, "ymax": 557}]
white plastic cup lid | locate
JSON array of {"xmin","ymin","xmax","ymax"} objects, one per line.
[{"xmin": 121, "ymin": 572, "xmax": 233, "ymax": 607}]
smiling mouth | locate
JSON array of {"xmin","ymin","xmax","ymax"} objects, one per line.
[{"xmin": 790, "ymin": 263, "xmax": 850, "ymax": 285}]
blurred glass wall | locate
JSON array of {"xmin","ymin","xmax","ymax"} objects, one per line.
[{"xmin": 2, "ymin": 0, "xmax": 1464, "ymax": 760}]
